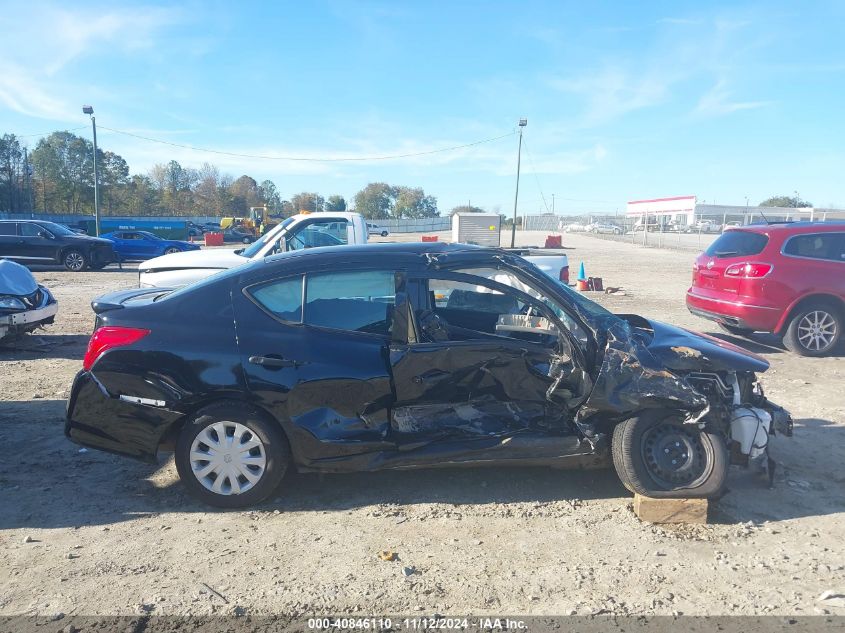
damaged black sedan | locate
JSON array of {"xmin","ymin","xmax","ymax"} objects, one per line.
[{"xmin": 66, "ymin": 243, "xmax": 791, "ymax": 507}]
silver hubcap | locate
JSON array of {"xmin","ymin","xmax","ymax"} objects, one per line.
[
  {"xmin": 65, "ymin": 253, "xmax": 84, "ymax": 270},
  {"xmin": 797, "ymin": 310, "xmax": 837, "ymax": 351},
  {"xmin": 189, "ymin": 422, "xmax": 266, "ymax": 495}
]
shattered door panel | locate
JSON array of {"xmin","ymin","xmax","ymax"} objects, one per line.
[{"xmin": 389, "ymin": 341, "xmax": 564, "ymax": 441}]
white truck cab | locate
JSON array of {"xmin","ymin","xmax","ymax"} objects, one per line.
[{"xmin": 139, "ymin": 212, "xmax": 368, "ymax": 288}]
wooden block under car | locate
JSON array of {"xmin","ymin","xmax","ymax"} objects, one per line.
[{"xmin": 633, "ymin": 494, "xmax": 708, "ymax": 524}]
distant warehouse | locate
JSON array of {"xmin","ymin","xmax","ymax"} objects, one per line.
[{"xmin": 627, "ymin": 195, "xmax": 845, "ymax": 229}]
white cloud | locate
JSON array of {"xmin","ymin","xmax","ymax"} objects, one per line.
[
  {"xmin": 694, "ymin": 80, "xmax": 771, "ymax": 116},
  {"xmin": 0, "ymin": 63, "xmax": 69, "ymax": 119},
  {"xmin": 0, "ymin": 3, "xmax": 182, "ymax": 120},
  {"xmin": 547, "ymin": 66, "xmax": 674, "ymax": 125}
]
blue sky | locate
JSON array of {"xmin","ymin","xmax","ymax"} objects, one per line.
[{"xmin": 2, "ymin": 0, "xmax": 844, "ymax": 215}]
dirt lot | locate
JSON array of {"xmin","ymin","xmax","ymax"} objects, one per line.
[{"xmin": 1, "ymin": 231, "xmax": 844, "ymax": 618}]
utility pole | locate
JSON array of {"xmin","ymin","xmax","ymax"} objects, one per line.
[
  {"xmin": 510, "ymin": 118, "xmax": 527, "ymax": 248},
  {"xmin": 23, "ymin": 148, "xmax": 33, "ymax": 214},
  {"xmin": 82, "ymin": 105, "xmax": 101, "ymax": 236}
]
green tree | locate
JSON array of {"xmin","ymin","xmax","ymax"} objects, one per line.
[
  {"xmin": 394, "ymin": 186, "xmax": 438, "ymax": 218},
  {"xmin": 353, "ymin": 183, "xmax": 394, "ymax": 219},
  {"xmin": 325, "ymin": 194, "xmax": 347, "ymax": 211},
  {"xmin": 259, "ymin": 180, "xmax": 282, "ymax": 212},
  {"xmin": 0, "ymin": 134, "xmax": 27, "ymax": 212},
  {"xmin": 759, "ymin": 195, "xmax": 812, "ymax": 208},
  {"xmin": 30, "ymin": 131, "xmax": 95, "ymax": 214},
  {"xmin": 229, "ymin": 175, "xmax": 262, "ymax": 214},
  {"xmin": 291, "ymin": 192, "xmax": 324, "ymax": 213},
  {"xmin": 100, "ymin": 151, "xmax": 130, "ymax": 215}
]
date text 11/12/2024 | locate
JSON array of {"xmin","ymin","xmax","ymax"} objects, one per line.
[{"xmin": 307, "ymin": 618, "xmax": 527, "ymax": 630}]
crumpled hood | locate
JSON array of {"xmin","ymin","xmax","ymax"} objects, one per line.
[
  {"xmin": 0, "ymin": 259, "xmax": 38, "ymax": 295},
  {"xmin": 141, "ymin": 248, "xmax": 247, "ymax": 272},
  {"xmin": 643, "ymin": 318, "xmax": 769, "ymax": 373}
]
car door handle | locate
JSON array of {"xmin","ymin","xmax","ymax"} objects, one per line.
[{"xmin": 248, "ymin": 355, "xmax": 299, "ymax": 368}]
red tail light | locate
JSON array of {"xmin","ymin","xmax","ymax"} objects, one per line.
[
  {"xmin": 83, "ymin": 326, "xmax": 150, "ymax": 371},
  {"xmin": 559, "ymin": 266, "xmax": 570, "ymax": 284},
  {"xmin": 724, "ymin": 262, "xmax": 773, "ymax": 279}
]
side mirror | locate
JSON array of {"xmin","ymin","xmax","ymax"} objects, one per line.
[{"xmin": 38, "ymin": 231, "xmax": 52, "ymax": 239}]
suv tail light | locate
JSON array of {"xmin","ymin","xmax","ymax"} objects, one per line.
[
  {"xmin": 559, "ymin": 265, "xmax": 570, "ymax": 284},
  {"xmin": 83, "ymin": 326, "xmax": 150, "ymax": 371},
  {"xmin": 724, "ymin": 262, "xmax": 773, "ymax": 279}
]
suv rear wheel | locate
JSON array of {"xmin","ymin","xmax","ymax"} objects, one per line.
[
  {"xmin": 783, "ymin": 302, "xmax": 841, "ymax": 356},
  {"xmin": 612, "ymin": 411, "xmax": 728, "ymax": 498},
  {"xmin": 175, "ymin": 403, "xmax": 290, "ymax": 508}
]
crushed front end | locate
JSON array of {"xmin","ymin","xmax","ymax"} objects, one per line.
[
  {"xmin": 0, "ymin": 259, "xmax": 59, "ymax": 342},
  {"xmin": 575, "ymin": 314, "xmax": 793, "ymax": 483}
]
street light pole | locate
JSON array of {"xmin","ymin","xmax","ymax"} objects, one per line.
[
  {"xmin": 83, "ymin": 105, "xmax": 101, "ymax": 236},
  {"xmin": 510, "ymin": 118, "xmax": 527, "ymax": 248}
]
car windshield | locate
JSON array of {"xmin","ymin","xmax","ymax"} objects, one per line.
[
  {"xmin": 40, "ymin": 221, "xmax": 75, "ymax": 236},
  {"xmin": 239, "ymin": 217, "xmax": 296, "ymax": 258},
  {"xmin": 139, "ymin": 231, "xmax": 162, "ymax": 241}
]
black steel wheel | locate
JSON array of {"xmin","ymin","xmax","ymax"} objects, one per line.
[{"xmin": 612, "ymin": 411, "xmax": 728, "ymax": 498}]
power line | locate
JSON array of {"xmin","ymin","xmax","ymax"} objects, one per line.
[
  {"xmin": 521, "ymin": 137, "xmax": 550, "ymax": 213},
  {"xmin": 96, "ymin": 125, "xmax": 516, "ymax": 162}
]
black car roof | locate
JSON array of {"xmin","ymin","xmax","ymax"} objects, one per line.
[{"xmin": 264, "ymin": 240, "xmax": 485, "ymax": 264}]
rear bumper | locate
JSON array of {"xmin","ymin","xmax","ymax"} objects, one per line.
[
  {"xmin": 686, "ymin": 288, "xmax": 782, "ymax": 332},
  {"xmin": 65, "ymin": 369, "xmax": 183, "ymax": 462}
]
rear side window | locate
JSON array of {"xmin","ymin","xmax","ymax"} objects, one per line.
[
  {"xmin": 783, "ymin": 233, "xmax": 845, "ymax": 262},
  {"xmin": 20, "ymin": 223, "xmax": 45, "ymax": 237},
  {"xmin": 705, "ymin": 231, "xmax": 768, "ymax": 258},
  {"xmin": 0, "ymin": 223, "xmax": 16, "ymax": 236},
  {"xmin": 305, "ymin": 271, "xmax": 395, "ymax": 335},
  {"xmin": 250, "ymin": 276, "xmax": 304, "ymax": 322}
]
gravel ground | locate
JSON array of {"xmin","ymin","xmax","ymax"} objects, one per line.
[{"xmin": 1, "ymin": 231, "xmax": 843, "ymax": 618}]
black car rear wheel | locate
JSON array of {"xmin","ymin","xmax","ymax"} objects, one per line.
[
  {"xmin": 175, "ymin": 402, "xmax": 290, "ymax": 508},
  {"xmin": 612, "ymin": 411, "xmax": 728, "ymax": 498},
  {"xmin": 62, "ymin": 249, "xmax": 87, "ymax": 271}
]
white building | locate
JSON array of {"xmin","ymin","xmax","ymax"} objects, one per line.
[{"xmin": 627, "ymin": 195, "xmax": 845, "ymax": 228}]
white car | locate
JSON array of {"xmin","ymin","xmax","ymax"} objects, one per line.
[
  {"xmin": 588, "ymin": 223, "xmax": 623, "ymax": 235},
  {"xmin": 139, "ymin": 212, "xmax": 369, "ymax": 288},
  {"xmin": 367, "ymin": 223, "xmax": 389, "ymax": 237}
]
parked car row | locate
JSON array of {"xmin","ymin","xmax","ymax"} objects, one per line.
[{"xmin": 0, "ymin": 220, "xmax": 116, "ymax": 271}]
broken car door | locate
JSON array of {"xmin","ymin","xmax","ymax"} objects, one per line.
[
  {"xmin": 389, "ymin": 268, "xmax": 580, "ymax": 446},
  {"xmin": 236, "ymin": 269, "xmax": 400, "ymax": 465}
]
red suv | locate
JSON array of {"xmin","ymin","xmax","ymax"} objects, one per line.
[{"xmin": 687, "ymin": 222, "xmax": 845, "ymax": 356}]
